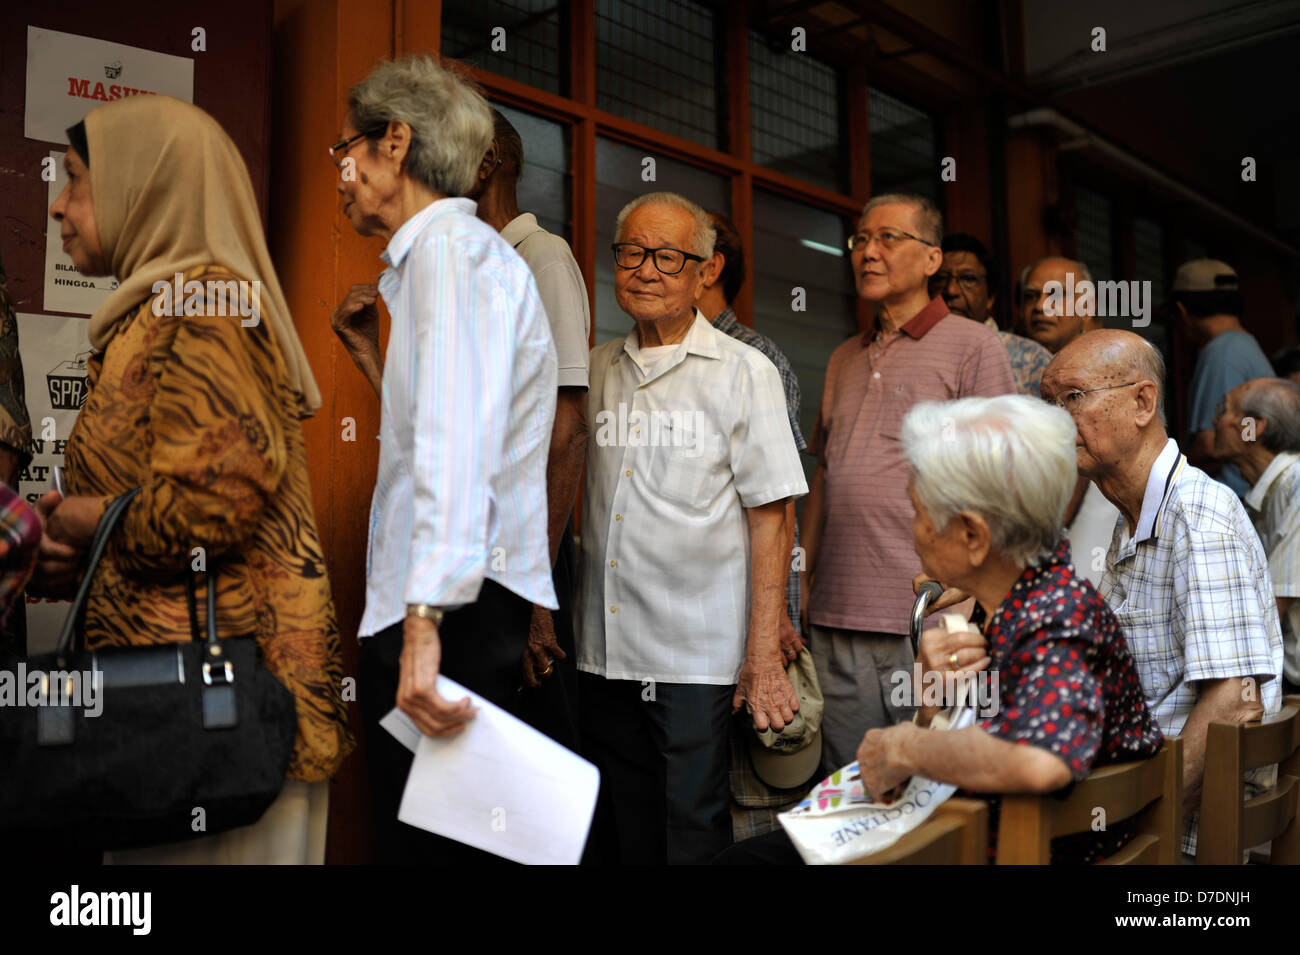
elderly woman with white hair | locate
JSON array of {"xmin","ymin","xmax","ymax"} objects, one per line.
[
  {"xmin": 332, "ymin": 55, "xmax": 558, "ymax": 864},
  {"xmin": 718, "ymin": 394, "xmax": 1162, "ymax": 864}
]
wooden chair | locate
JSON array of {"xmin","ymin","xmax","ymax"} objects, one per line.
[
  {"xmin": 1198, "ymin": 697, "xmax": 1300, "ymax": 865},
  {"xmin": 845, "ymin": 798, "xmax": 988, "ymax": 865},
  {"xmin": 996, "ymin": 736, "xmax": 1182, "ymax": 864}
]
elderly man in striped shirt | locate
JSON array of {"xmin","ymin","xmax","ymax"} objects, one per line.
[
  {"xmin": 1214, "ymin": 377, "xmax": 1300, "ymax": 696},
  {"xmin": 800, "ymin": 193, "xmax": 1015, "ymax": 774},
  {"xmin": 1041, "ymin": 329, "xmax": 1283, "ymax": 860}
]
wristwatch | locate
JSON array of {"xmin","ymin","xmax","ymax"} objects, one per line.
[{"xmin": 406, "ymin": 603, "xmax": 445, "ymax": 626}]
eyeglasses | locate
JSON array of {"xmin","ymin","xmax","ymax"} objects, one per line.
[
  {"xmin": 329, "ymin": 130, "xmax": 370, "ymax": 169},
  {"xmin": 1048, "ymin": 381, "xmax": 1140, "ymax": 412},
  {"xmin": 611, "ymin": 243, "xmax": 705, "ymax": 275},
  {"xmin": 846, "ymin": 228, "xmax": 937, "ymax": 253},
  {"xmin": 930, "ymin": 270, "xmax": 987, "ymax": 291}
]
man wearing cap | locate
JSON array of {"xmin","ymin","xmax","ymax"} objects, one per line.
[{"xmin": 1175, "ymin": 258, "xmax": 1274, "ymax": 498}]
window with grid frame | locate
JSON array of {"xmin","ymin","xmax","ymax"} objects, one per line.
[
  {"xmin": 1074, "ymin": 183, "xmax": 1114, "ymax": 283},
  {"xmin": 442, "ymin": 0, "xmax": 566, "ymax": 95},
  {"xmin": 748, "ymin": 31, "xmax": 845, "ymax": 193},
  {"xmin": 595, "ymin": 0, "xmax": 722, "ymax": 150},
  {"xmin": 868, "ymin": 87, "xmax": 940, "ymax": 204}
]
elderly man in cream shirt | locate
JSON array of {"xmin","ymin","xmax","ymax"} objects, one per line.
[{"xmin": 579, "ymin": 191, "xmax": 807, "ymax": 865}]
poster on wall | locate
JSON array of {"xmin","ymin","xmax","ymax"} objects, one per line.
[
  {"xmin": 24, "ymin": 26, "xmax": 194, "ymax": 145},
  {"xmin": 15, "ymin": 312, "xmax": 92, "ymax": 654},
  {"xmin": 43, "ymin": 151, "xmax": 120, "ymax": 316}
]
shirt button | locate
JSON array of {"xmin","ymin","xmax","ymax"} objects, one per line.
[
  {"xmin": 625, "ymin": 469, "xmax": 632, "ymax": 477},
  {"xmin": 609, "ymin": 605, "xmax": 617, "ymax": 614},
  {"xmin": 873, "ymin": 371, "xmax": 881, "ymax": 379},
  {"xmin": 635, "ymin": 427, "xmax": 642, "ymax": 435},
  {"xmin": 610, "ymin": 559, "xmax": 618, "ymax": 567},
  {"xmin": 615, "ymin": 513, "xmax": 622, "ymax": 521}
]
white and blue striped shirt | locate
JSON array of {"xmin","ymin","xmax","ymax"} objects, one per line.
[{"xmin": 358, "ymin": 198, "xmax": 558, "ymax": 638}]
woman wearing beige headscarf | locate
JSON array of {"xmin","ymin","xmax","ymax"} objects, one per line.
[{"xmin": 36, "ymin": 95, "xmax": 353, "ymax": 864}]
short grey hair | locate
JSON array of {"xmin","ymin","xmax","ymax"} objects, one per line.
[
  {"xmin": 1130, "ymin": 337, "xmax": 1167, "ymax": 427},
  {"xmin": 860, "ymin": 193, "xmax": 943, "ymax": 246},
  {"xmin": 901, "ymin": 395, "xmax": 1078, "ymax": 567},
  {"xmin": 1019, "ymin": 256, "xmax": 1093, "ymax": 291},
  {"xmin": 348, "ymin": 54, "xmax": 492, "ymax": 197},
  {"xmin": 1241, "ymin": 378, "xmax": 1300, "ymax": 454},
  {"xmin": 615, "ymin": 192, "xmax": 716, "ymax": 260}
]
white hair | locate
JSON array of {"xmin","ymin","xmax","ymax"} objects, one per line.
[
  {"xmin": 1019, "ymin": 256, "xmax": 1093, "ymax": 290},
  {"xmin": 615, "ymin": 192, "xmax": 716, "ymax": 260},
  {"xmin": 901, "ymin": 395, "xmax": 1078, "ymax": 567},
  {"xmin": 348, "ymin": 54, "xmax": 492, "ymax": 197}
]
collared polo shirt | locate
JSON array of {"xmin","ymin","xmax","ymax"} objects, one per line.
[
  {"xmin": 578, "ymin": 310, "xmax": 808, "ymax": 685},
  {"xmin": 808, "ymin": 297, "xmax": 1015, "ymax": 634}
]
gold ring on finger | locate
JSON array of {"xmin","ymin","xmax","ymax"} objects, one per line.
[{"xmin": 948, "ymin": 652, "xmax": 958, "ymax": 667}]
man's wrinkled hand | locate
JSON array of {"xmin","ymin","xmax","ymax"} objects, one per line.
[
  {"xmin": 330, "ymin": 283, "xmax": 381, "ymax": 360},
  {"xmin": 397, "ymin": 614, "xmax": 474, "ymax": 737},
  {"xmin": 521, "ymin": 603, "xmax": 565, "ymax": 688},
  {"xmin": 733, "ymin": 656, "xmax": 800, "ymax": 733},
  {"xmin": 857, "ymin": 723, "xmax": 915, "ymax": 801}
]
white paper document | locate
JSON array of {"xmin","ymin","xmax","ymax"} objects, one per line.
[{"xmin": 384, "ymin": 677, "xmax": 600, "ymax": 866}]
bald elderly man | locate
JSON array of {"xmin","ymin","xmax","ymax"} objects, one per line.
[
  {"xmin": 1215, "ymin": 377, "xmax": 1300, "ymax": 695},
  {"xmin": 1020, "ymin": 256, "xmax": 1102, "ymax": 355},
  {"xmin": 1041, "ymin": 330, "xmax": 1283, "ymax": 860}
]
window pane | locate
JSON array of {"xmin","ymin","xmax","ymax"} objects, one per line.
[
  {"xmin": 593, "ymin": 138, "xmax": 729, "ymax": 344},
  {"xmin": 1074, "ymin": 183, "xmax": 1113, "ymax": 282},
  {"xmin": 491, "ymin": 103, "xmax": 570, "ymax": 241},
  {"xmin": 442, "ymin": 0, "xmax": 564, "ymax": 95},
  {"xmin": 868, "ymin": 87, "xmax": 939, "ymax": 202},
  {"xmin": 1132, "ymin": 215, "xmax": 1170, "ymax": 357},
  {"xmin": 595, "ymin": 0, "xmax": 720, "ymax": 149},
  {"xmin": 749, "ymin": 31, "xmax": 844, "ymax": 193},
  {"xmin": 751, "ymin": 189, "xmax": 858, "ymax": 491}
]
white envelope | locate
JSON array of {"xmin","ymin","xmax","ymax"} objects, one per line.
[{"xmin": 383, "ymin": 676, "xmax": 599, "ymax": 866}]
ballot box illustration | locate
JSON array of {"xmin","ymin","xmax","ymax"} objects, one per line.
[{"xmin": 46, "ymin": 353, "xmax": 91, "ymax": 410}]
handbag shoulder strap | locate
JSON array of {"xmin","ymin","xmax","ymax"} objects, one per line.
[{"xmin": 54, "ymin": 488, "xmax": 142, "ymax": 658}]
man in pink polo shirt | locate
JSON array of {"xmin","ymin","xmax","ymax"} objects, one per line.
[{"xmin": 800, "ymin": 193, "xmax": 1015, "ymax": 772}]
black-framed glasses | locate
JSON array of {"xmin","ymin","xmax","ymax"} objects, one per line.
[
  {"xmin": 1049, "ymin": 381, "xmax": 1140, "ymax": 412},
  {"xmin": 847, "ymin": 228, "xmax": 936, "ymax": 253},
  {"xmin": 611, "ymin": 243, "xmax": 705, "ymax": 275},
  {"xmin": 329, "ymin": 130, "xmax": 370, "ymax": 168}
]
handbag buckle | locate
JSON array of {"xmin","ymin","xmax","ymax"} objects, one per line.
[{"xmin": 202, "ymin": 660, "xmax": 234, "ymax": 685}]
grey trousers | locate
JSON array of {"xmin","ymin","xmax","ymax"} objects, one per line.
[{"xmin": 808, "ymin": 625, "xmax": 916, "ymax": 774}]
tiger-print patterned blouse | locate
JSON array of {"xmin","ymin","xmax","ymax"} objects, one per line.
[{"xmin": 64, "ymin": 264, "xmax": 354, "ymax": 781}]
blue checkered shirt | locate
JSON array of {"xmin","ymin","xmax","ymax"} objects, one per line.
[
  {"xmin": 712, "ymin": 307, "xmax": 806, "ymax": 629},
  {"xmin": 1100, "ymin": 439, "xmax": 1283, "ymax": 856}
]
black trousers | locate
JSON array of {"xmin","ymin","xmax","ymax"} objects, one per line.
[
  {"xmin": 507, "ymin": 522, "xmax": 580, "ymax": 752},
  {"xmin": 579, "ymin": 671, "xmax": 734, "ymax": 865},
  {"xmin": 712, "ymin": 827, "xmax": 803, "ymax": 865},
  {"xmin": 359, "ymin": 579, "xmax": 531, "ymax": 865}
]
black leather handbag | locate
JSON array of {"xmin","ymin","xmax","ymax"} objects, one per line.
[{"xmin": 0, "ymin": 489, "xmax": 298, "ymax": 850}]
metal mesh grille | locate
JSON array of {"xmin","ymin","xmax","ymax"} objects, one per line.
[
  {"xmin": 442, "ymin": 0, "xmax": 564, "ymax": 95},
  {"xmin": 1074, "ymin": 183, "xmax": 1113, "ymax": 282},
  {"xmin": 868, "ymin": 87, "xmax": 939, "ymax": 202},
  {"xmin": 595, "ymin": 0, "xmax": 720, "ymax": 149},
  {"xmin": 1134, "ymin": 216, "xmax": 1165, "ymax": 305},
  {"xmin": 749, "ymin": 32, "xmax": 843, "ymax": 192},
  {"xmin": 493, "ymin": 103, "xmax": 571, "ymax": 241}
]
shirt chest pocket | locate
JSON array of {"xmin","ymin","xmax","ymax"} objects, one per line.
[
  {"xmin": 646, "ymin": 420, "xmax": 727, "ymax": 510},
  {"xmin": 1112, "ymin": 606, "xmax": 1174, "ymax": 701}
]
